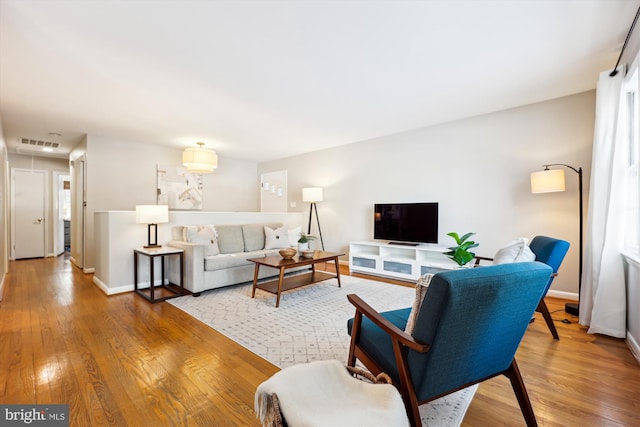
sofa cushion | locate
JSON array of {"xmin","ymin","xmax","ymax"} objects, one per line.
[
  {"xmin": 242, "ymin": 222, "xmax": 283, "ymax": 252},
  {"xmin": 171, "ymin": 226, "xmax": 184, "ymax": 241},
  {"xmin": 264, "ymin": 226, "xmax": 292, "ymax": 249},
  {"xmin": 216, "ymin": 225, "xmax": 245, "ymax": 254},
  {"xmin": 183, "ymin": 224, "xmax": 220, "ymax": 256},
  {"xmin": 204, "ymin": 249, "xmax": 280, "ymax": 271}
]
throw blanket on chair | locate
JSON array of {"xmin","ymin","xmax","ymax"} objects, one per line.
[{"xmin": 255, "ymin": 359, "xmax": 409, "ymax": 427}]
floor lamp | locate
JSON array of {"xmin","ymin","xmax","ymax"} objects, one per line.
[
  {"xmin": 302, "ymin": 187, "xmax": 324, "ymax": 250},
  {"xmin": 530, "ymin": 164, "xmax": 583, "ymax": 316}
]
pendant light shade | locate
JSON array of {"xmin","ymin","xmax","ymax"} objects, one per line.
[{"xmin": 182, "ymin": 142, "xmax": 218, "ymax": 173}]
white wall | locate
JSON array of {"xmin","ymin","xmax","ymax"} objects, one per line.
[
  {"xmin": 0, "ymin": 119, "xmax": 8, "ymax": 300},
  {"xmin": 80, "ymin": 135, "xmax": 259, "ymax": 271},
  {"xmin": 259, "ymin": 91, "xmax": 596, "ymax": 298},
  {"xmin": 624, "ymin": 257, "xmax": 640, "ymax": 361},
  {"xmin": 7, "ymin": 153, "xmax": 70, "ymax": 257}
]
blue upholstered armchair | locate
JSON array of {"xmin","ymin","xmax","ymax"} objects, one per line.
[
  {"xmin": 528, "ymin": 236, "xmax": 570, "ymax": 339},
  {"xmin": 474, "ymin": 235, "xmax": 570, "ymax": 339},
  {"xmin": 347, "ymin": 262, "xmax": 552, "ymax": 427}
]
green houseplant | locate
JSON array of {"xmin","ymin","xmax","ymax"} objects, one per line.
[
  {"xmin": 297, "ymin": 232, "xmax": 317, "ymax": 251},
  {"xmin": 444, "ymin": 232, "xmax": 479, "ymax": 267}
]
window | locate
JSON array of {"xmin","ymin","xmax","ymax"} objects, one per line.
[{"xmin": 624, "ymin": 67, "xmax": 640, "ymax": 255}]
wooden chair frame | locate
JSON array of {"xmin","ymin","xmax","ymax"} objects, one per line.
[{"xmin": 347, "ymin": 293, "xmax": 538, "ymax": 427}]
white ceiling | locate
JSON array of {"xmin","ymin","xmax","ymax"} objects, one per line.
[{"xmin": 0, "ymin": 0, "xmax": 638, "ymax": 162}]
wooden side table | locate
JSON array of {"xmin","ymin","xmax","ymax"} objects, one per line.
[{"xmin": 133, "ymin": 246, "xmax": 184, "ymax": 303}]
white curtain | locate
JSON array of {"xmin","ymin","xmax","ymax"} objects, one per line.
[{"xmin": 580, "ymin": 69, "xmax": 627, "ymax": 338}]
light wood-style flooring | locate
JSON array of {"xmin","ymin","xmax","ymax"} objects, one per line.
[{"xmin": 1, "ymin": 255, "xmax": 638, "ymax": 426}]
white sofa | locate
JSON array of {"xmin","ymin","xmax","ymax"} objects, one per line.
[{"xmin": 167, "ymin": 222, "xmax": 304, "ymax": 295}]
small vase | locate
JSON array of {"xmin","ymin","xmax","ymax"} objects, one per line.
[{"xmin": 298, "ymin": 242, "xmax": 309, "ymax": 252}]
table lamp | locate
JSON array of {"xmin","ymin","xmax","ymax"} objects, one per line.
[{"xmin": 136, "ymin": 205, "xmax": 169, "ymax": 248}]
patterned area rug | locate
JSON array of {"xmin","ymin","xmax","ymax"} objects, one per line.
[{"xmin": 168, "ymin": 274, "xmax": 477, "ymax": 426}]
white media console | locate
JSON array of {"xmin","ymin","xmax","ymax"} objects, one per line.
[{"xmin": 349, "ymin": 240, "xmax": 459, "ymax": 282}]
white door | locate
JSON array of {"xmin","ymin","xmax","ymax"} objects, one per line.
[
  {"xmin": 260, "ymin": 170, "xmax": 288, "ymax": 212},
  {"xmin": 12, "ymin": 169, "xmax": 47, "ymax": 259}
]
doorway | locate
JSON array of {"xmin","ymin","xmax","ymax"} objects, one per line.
[
  {"xmin": 53, "ymin": 172, "xmax": 71, "ymax": 256},
  {"xmin": 11, "ymin": 168, "xmax": 48, "ymax": 259},
  {"xmin": 70, "ymin": 156, "xmax": 85, "ymax": 269}
]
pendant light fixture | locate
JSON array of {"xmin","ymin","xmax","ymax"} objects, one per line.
[{"xmin": 182, "ymin": 142, "xmax": 218, "ymax": 174}]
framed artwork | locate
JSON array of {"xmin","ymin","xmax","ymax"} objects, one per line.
[{"xmin": 157, "ymin": 164, "xmax": 203, "ymax": 210}]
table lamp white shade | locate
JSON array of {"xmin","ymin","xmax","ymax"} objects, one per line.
[
  {"xmin": 302, "ymin": 187, "xmax": 323, "ymax": 203},
  {"xmin": 530, "ymin": 169, "xmax": 566, "ymax": 193},
  {"xmin": 136, "ymin": 205, "xmax": 169, "ymax": 248},
  {"xmin": 135, "ymin": 205, "xmax": 169, "ymax": 224}
]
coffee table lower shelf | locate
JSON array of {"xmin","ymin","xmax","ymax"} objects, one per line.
[
  {"xmin": 249, "ymin": 251, "xmax": 344, "ymax": 307},
  {"xmin": 254, "ymin": 271, "xmax": 336, "ymax": 295}
]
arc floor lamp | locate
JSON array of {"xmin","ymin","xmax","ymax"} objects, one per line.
[
  {"xmin": 530, "ymin": 164, "xmax": 583, "ymax": 316},
  {"xmin": 302, "ymin": 187, "xmax": 325, "ymax": 250}
]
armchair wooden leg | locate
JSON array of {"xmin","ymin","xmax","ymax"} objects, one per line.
[
  {"xmin": 347, "ymin": 311, "xmax": 362, "ymax": 367},
  {"xmin": 504, "ymin": 359, "xmax": 537, "ymax": 427},
  {"xmin": 392, "ymin": 341, "xmax": 422, "ymax": 427},
  {"xmin": 536, "ymin": 299, "xmax": 559, "ymax": 340}
]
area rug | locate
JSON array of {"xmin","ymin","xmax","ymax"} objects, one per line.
[{"xmin": 168, "ymin": 275, "xmax": 477, "ymax": 426}]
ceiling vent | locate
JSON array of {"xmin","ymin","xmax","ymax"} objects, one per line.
[{"xmin": 20, "ymin": 137, "xmax": 61, "ymax": 149}]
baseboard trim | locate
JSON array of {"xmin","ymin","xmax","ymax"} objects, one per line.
[
  {"xmin": 546, "ymin": 289, "xmax": 578, "ymax": 301},
  {"xmin": 93, "ymin": 275, "xmax": 133, "ymax": 295},
  {"xmin": 626, "ymin": 331, "xmax": 640, "ymax": 364},
  {"xmin": 0, "ymin": 273, "xmax": 5, "ymax": 301}
]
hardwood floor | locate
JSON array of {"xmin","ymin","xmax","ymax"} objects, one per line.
[{"xmin": 1, "ymin": 256, "xmax": 638, "ymax": 426}]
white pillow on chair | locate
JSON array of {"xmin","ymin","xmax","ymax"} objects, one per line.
[
  {"xmin": 493, "ymin": 237, "xmax": 536, "ymax": 264},
  {"xmin": 404, "ymin": 273, "xmax": 434, "ymax": 335}
]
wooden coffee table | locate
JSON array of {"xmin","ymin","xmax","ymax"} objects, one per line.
[{"xmin": 248, "ymin": 250, "xmax": 344, "ymax": 307}]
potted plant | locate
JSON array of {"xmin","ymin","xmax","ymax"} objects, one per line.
[
  {"xmin": 444, "ymin": 232, "xmax": 479, "ymax": 267},
  {"xmin": 297, "ymin": 232, "xmax": 317, "ymax": 252}
]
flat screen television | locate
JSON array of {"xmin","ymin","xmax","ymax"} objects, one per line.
[{"xmin": 374, "ymin": 202, "xmax": 438, "ymax": 245}]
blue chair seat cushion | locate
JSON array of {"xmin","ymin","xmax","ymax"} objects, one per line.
[{"xmin": 347, "ymin": 307, "xmax": 410, "ymax": 383}]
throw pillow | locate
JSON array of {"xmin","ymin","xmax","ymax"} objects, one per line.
[
  {"xmin": 288, "ymin": 226, "xmax": 302, "ymax": 246},
  {"xmin": 183, "ymin": 224, "xmax": 220, "ymax": 256},
  {"xmin": 404, "ymin": 273, "xmax": 434, "ymax": 335},
  {"xmin": 264, "ymin": 226, "xmax": 291, "ymax": 249},
  {"xmin": 492, "ymin": 237, "xmax": 536, "ymax": 264}
]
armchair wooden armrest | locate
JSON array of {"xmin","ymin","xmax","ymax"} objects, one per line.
[
  {"xmin": 473, "ymin": 256, "xmax": 494, "ymax": 266},
  {"xmin": 347, "ymin": 294, "xmax": 429, "ymax": 353}
]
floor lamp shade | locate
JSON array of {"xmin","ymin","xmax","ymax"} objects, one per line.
[
  {"xmin": 530, "ymin": 169, "xmax": 566, "ymax": 193},
  {"xmin": 302, "ymin": 187, "xmax": 323, "ymax": 203},
  {"xmin": 136, "ymin": 205, "xmax": 169, "ymax": 248}
]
